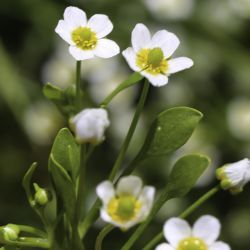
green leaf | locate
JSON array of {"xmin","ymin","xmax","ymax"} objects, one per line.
[
  {"xmin": 49, "ymin": 154, "xmax": 76, "ymax": 222},
  {"xmin": 22, "ymin": 162, "xmax": 37, "ymax": 206},
  {"xmin": 50, "ymin": 128, "xmax": 80, "ymax": 180},
  {"xmin": 139, "ymin": 107, "xmax": 203, "ymax": 158},
  {"xmin": 164, "ymin": 154, "xmax": 210, "ymax": 199},
  {"xmin": 43, "ymin": 83, "xmax": 64, "ymax": 101}
]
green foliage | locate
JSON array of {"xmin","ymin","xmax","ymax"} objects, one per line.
[
  {"xmin": 49, "ymin": 128, "xmax": 80, "ymax": 181},
  {"xmin": 140, "ymin": 107, "xmax": 203, "ymax": 158},
  {"xmin": 163, "ymin": 154, "xmax": 211, "ymax": 200}
]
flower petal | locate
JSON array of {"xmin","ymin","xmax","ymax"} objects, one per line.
[
  {"xmin": 193, "ymin": 215, "xmax": 221, "ymax": 245},
  {"xmin": 69, "ymin": 46, "xmax": 94, "ymax": 60},
  {"xmin": 163, "ymin": 218, "xmax": 192, "ymax": 247},
  {"xmin": 151, "ymin": 30, "xmax": 180, "ymax": 58},
  {"xmin": 209, "ymin": 241, "xmax": 231, "ymax": 250},
  {"xmin": 168, "ymin": 57, "xmax": 193, "ymax": 74},
  {"xmin": 122, "ymin": 47, "xmax": 140, "ymax": 72},
  {"xmin": 117, "ymin": 176, "xmax": 142, "ymax": 197},
  {"xmin": 141, "ymin": 71, "xmax": 168, "ymax": 87},
  {"xmin": 155, "ymin": 243, "xmax": 175, "ymax": 250},
  {"xmin": 96, "ymin": 180, "xmax": 115, "ymax": 205},
  {"xmin": 138, "ymin": 186, "xmax": 155, "ymax": 212},
  {"xmin": 88, "ymin": 14, "xmax": 113, "ymax": 38},
  {"xmin": 63, "ymin": 6, "xmax": 87, "ymax": 28},
  {"xmin": 55, "ymin": 20, "xmax": 74, "ymax": 45},
  {"xmin": 132, "ymin": 23, "xmax": 151, "ymax": 52},
  {"xmin": 93, "ymin": 39, "xmax": 120, "ymax": 58}
]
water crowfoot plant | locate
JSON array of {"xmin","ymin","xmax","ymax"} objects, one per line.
[{"xmin": 1, "ymin": 5, "xmax": 250, "ymax": 250}]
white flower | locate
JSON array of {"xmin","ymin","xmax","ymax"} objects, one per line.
[
  {"xmin": 55, "ymin": 6, "xmax": 120, "ymax": 60},
  {"xmin": 70, "ymin": 108, "xmax": 110, "ymax": 144},
  {"xmin": 122, "ymin": 24, "xmax": 193, "ymax": 87},
  {"xmin": 156, "ymin": 215, "xmax": 230, "ymax": 250},
  {"xmin": 216, "ymin": 158, "xmax": 250, "ymax": 194},
  {"xmin": 96, "ymin": 175, "xmax": 155, "ymax": 230}
]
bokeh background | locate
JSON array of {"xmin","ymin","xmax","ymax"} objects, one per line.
[{"xmin": 1, "ymin": 0, "xmax": 250, "ymax": 249}]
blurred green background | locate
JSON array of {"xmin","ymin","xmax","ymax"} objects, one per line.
[{"xmin": 0, "ymin": 0, "xmax": 250, "ymax": 249}]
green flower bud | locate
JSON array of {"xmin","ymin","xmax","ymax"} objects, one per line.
[
  {"xmin": 33, "ymin": 183, "xmax": 52, "ymax": 206},
  {"xmin": 0, "ymin": 224, "xmax": 20, "ymax": 242}
]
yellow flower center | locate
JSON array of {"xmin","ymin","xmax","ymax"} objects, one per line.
[
  {"xmin": 71, "ymin": 27, "xmax": 97, "ymax": 50},
  {"xmin": 107, "ymin": 195, "xmax": 142, "ymax": 223},
  {"xmin": 178, "ymin": 237, "xmax": 208, "ymax": 250},
  {"xmin": 136, "ymin": 47, "xmax": 168, "ymax": 75}
]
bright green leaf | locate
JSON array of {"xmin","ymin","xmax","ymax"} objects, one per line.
[
  {"xmin": 139, "ymin": 107, "xmax": 203, "ymax": 158},
  {"xmin": 49, "ymin": 154, "xmax": 76, "ymax": 223},
  {"xmin": 50, "ymin": 128, "xmax": 80, "ymax": 180},
  {"xmin": 43, "ymin": 83, "xmax": 64, "ymax": 101}
]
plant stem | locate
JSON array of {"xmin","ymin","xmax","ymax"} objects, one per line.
[
  {"xmin": 5, "ymin": 237, "xmax": 50, "ymax": 248},
  {"xmin": 95, "ymin": 225, "xmax": 114, "ymax": 250},
  {"xmin": 18, "ymin": 225, "xmax": 47, "ymax": 238},
  {"xmin": 79, "ymin": 79, "xmax": 149, "ymax": 239},
  {"xmin": 76, "ymin": 60, "xmax": 82, "ymax": 112},
  {"xmin": 142, "ymin": 185, "xmax": 221, "ymax": 250}
]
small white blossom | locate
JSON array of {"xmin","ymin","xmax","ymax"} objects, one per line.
[
  {"xmin": 216, "ymin": 158, "xmax": 250, "ymax": 194},
  {"xmin": 55, "ymin": 6, "xmax": 120, "ymax": 60},
  {"xmin": 122, "ymin": 24, "xmax": 193, "ymax": 87},
  {"xmin": 156, "ymin": 215, "xmax": 230, "ymax": 250},
  {"xmin": 96, "ymin": 175, "xmax": 155, "ymax": 230},
  {"xmin": 70, "ymin": 108, "xmax": 110, "ymax": 144}
]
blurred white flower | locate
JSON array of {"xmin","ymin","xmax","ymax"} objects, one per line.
[
  {"xmin": 156, "ymin": 215, "xmax": 230, "ymax": 250},
  {"xmin": 229, "ymin": 0, "xmax": 250, "ymax": 18},
  {"xmin": 70, "ymin": 108, "xmax": 110, "ymax": 144},
  {"xmin": 55, "ymin": 6, "xmax": 120, "ymax": 60},
  {"xmin": 216, "ymin": 158, "xmax": 250, "ymax": 194},
  {"xmin": 144, "ymin": 0, "xmax": 194, "ymax": 20},
  {"xmin": 122, "ymin": 24, "xmax": 193, "ymax": 87},
  {"xmin": 227, "ymin": 98, "xmax": 250, "ymax": 141},
  {"xmin": 23, "ymin": 102, "xmax": 63, "ymax": 145},
  {"xmin": 96, "ymin": 175, "xmax": 155, "ymax": 230}
]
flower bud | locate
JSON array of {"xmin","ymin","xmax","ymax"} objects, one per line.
[
  {"xmin": 70, "ymin": 108, "xmax": 110, "ymax": 144},
  {"xmin": 34, "ymin": 183, "xmax": 52, "ymax": 206},
  {"xmin": 216, "ymin": 158, "xmax": 250, "ymax": 194},
  {"xmin": 0, "ymin": 224, "xmax": 20, "ymax": 242}
]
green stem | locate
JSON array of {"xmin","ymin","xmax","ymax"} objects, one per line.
[
  {"xmin": 76, "ymin": 61, "xmax": 82, "ymax": 111},
  {"xmin": 100, "ymin": 72, "xmax": 143, "ymax": 108},
  {"xmin": 142, "ymin": 185, "xmax": 221, "ymax": 250},
  {"xmin": 5, "ymin": 237, "xmax": 50, "ymax": 248},
  {"xmin": 95, "ymin": 225, "xmax": 114, "ymax": 250},
  {"xmin": 18, "ymin": 225, "xmax": 47, "ymax": 238},
  {"xmin": 79, "ymin": 79, "xmax": 149, "ymax": 239}
]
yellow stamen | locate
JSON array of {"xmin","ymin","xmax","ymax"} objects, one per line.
[
  {"xmin": 136, "ymin": 47, "xmax": 168, "ymax": 75},
  {"xmin": 178, "ymin": 237, "xmax": 207, "ymax": 250},
  {"xmin": 71, "ymin": 27, "xmax": 97, "ymax": 50}
]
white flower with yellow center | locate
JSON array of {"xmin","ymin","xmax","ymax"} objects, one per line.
[
  {"xmin": 216, "ymin": 158, "xmax": 250, "ymax": 194},
  {"xmin": 156, "ymin": 215, "xmax": 230, "ymax": 250},
  {"xmin": 55, "ymin": 6, "xmax": 120, "ymax": 60},
  {"xmin": 122, "ymin": 24, "xmax": 193, "ymax": 87},
  {"xmin": 70, "ymin": 108, "xmax": 110, "ymax": 144},
  {"xmin": 96, "ymin": 176, "xmax": 155, "ymax": 229}
]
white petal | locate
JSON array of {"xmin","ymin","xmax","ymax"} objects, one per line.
[
  {"xmin": 122, "ymin": 47, "xmax": 140, "ymax": 72},
  {"xmin": 138, "ymin": 186, "xmax": 155, "ymax": 212},
  {"xmin": 132, "ymin": 23, "xmax": 151, "ymax": 52},
  {"xmin": 117, "ymin": 176, "xmax": 142, "ymax": 197},
  {"xmin": 151, "ymin": 30, "xmax": 180, "ymax": 58},
  {"xmin": 96, "ymin": 180, "xmax": 115, "ymax": 204},
  {"xmin": 168, "ymin": 57, "xmax": 193, "ymax": 74},
  {"xmin": 88, "ymin": 14, "xmax": 113, "ymax": 38},
  {"xmin": 63, "ymin": 6, "xmax": 87, "ymax": 28},
  {"xmin": 209, "ymin": 241, "xmax": 231, "ymax": 250},
  {"xmin": 163, "ymin": 218, "xmax": 192, "ymax": 247},
  {"xmin": 69, "ymin": 46, "xmax": 94, "ymax": 61},
  {"xmin": 141, "ymin": 71, "xmax": 168, "ymax": 87},
  {"xmin": 55, "ymin": 20, "xmax": 74, "ymax": 45},
  {"xmin": 193, "ymin": 215, "xmax": 221, "ymax": 245},
  {"xmin": 93, "ymin": 39, "xmax": 120, "ymax": 58},
  {"xmin": 155, "ymin": 243, "xmax": 174, "ymax": 250}
]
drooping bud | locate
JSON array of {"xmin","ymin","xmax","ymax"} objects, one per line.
[{"xmin": 216, "ymin": 158, "xmax": 250, "ymax": 194}]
